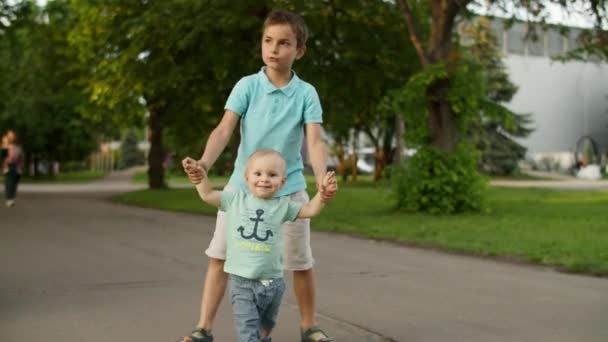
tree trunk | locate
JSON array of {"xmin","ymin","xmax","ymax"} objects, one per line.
[
  {"xmin": 147, "ymin": 106, "xmax": 166, "ymax": 189},
  {"xmin": 427, "ymin": 79, "xmax": 457, "ymax": 152},
  {"xmin": 33, "ymin": 156, "xmax": 39, "ymax": 177},
  {"xmin": 393, "ymin": 113, "xmax": 405, "ymax": 164},
  {"xmin": 350, "ymin": 130, "xmax": 359, "ymax": 181},
  {"xmin": 373, "ymin": 148, "xmax": 385, "ymax": 181},
  {"xmin": 399, "ymin": 0, "xmax": 463, "ymax": 153},
  {"xmin": 334, "ymin": 139, "xmax": 348, "ymax": 182}
]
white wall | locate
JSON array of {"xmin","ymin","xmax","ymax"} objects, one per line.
[{"xmin": 505, "ymin": 55, "xmax": 608, "ymax": 157}]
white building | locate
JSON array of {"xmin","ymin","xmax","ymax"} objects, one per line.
[{"xmin": 492, "ymin": 20, "xmax": 608, "ymax": 169}]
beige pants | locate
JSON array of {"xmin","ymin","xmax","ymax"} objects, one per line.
[{"xmin": 205, "ymin": 185, "xmax": 315, "ymax": 271}]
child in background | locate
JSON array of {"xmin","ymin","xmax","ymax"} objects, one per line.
[{"xmin": 186, "ymin": 150, "xmax": 337, "ymax": 342}]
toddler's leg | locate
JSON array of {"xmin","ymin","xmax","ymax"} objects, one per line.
[
  {"xmin": 259, "ymin": 279, "xmax": 286, "ymax": 340},
  {"xmin": 229, "ymin": 276, "xmax": 262, "ymax": 342}
]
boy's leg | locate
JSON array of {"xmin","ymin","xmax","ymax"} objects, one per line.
[
  {"xmin": 283, "ymin": 191, "xmax": 335, "ymax": 341},
  {"xmin": 196, "ymin": 258, "xmax": 228, "ymax": 329},
  {"xmin": 293, "ymin": 269, "xmax": 316, "ymax": 328},
  {"xmin": 229, "ymin": 275, "xmax": 263, "ymax": 342},
  {"xmin": 182, "ymin": 209, "xmax": 229, "ymax": 342}
]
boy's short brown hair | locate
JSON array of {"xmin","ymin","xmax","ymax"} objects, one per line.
[{"xmin": 263, "ymin": 9, "xmax": 308, "ymax": 48}]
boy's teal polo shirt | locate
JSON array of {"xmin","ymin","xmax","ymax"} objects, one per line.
[{"xmin": 225, "ymin": 67, "xmax": 323, "ymax": 197}]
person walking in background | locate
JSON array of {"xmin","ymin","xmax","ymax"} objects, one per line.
[
  {"xmin": 0, "ymin": 134, "xmax": 8, "ymax": 166},
  {"xmin": 179, "ymin": 9, "xmax": 337, "ymax": 342},
  {"xmin": 3, "ymin": 130, "xmax": 23, "ymax": 207}
]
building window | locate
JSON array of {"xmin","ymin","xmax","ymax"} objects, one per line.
[
  {"xmin": 490, "ymin": 19, "xmax": 505, "ymax": 53},
  {"xmin": 507, "ymin": 22, "xmax": 526, "ymax": 55},
  {"xmin": 547, "ymin": 29, "xmax": 564, "ymax": 57},
  {"xmin": 567, "ymin": 28, "xmax": 582, "ymax": 51},
  {"xmin": 526, "ymin": 27, "xmax": 545, "ymax": 56}
]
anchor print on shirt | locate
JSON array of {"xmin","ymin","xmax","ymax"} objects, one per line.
[{"xmin": 237, "ymin": 209, "xmax": 273, "ymax": 242}]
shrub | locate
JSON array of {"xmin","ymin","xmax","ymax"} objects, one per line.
[
  {"xmin": 391, "ymin": 144, "xmax": 487, "ymax": 214},
  {"xmin": 119, "ymin": 129, "xmax": 145, "ymax": 169}
]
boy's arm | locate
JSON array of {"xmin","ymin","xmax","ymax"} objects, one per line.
[
  {"xmin": 297, "ymin": 171, "xmax": 337, "ymax": 219},
  {"xmin": 199, "ymin": 110, "xmax": 240, "ymax": 168},
  {"xmin": 305, "ymin": 123, "xmax": 337, "ymax": 202},
  {"xmin": 185, "ymin": 110, "xmax": 240, "ymax": 184}
]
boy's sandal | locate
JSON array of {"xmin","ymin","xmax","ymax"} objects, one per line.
[
  {"xmin": 177, "ymin": 327, "xmax": 214, "ymax": 342},
  {"xmin": 301, "ymin": 326, "xmax": 335, "ymax": 342}
]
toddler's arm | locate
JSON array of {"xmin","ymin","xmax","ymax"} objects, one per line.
[
  {"xmin": 297, "ymin": 171, "xmax": 337, "ymax": 219},
  {"xmin": 183, "ymin": 157, "xmax": 221, "ymax": 207}
]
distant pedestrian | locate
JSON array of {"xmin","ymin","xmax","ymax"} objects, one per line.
[
  {"xmin": 0, "ymin": 134, "xmax": 8, "ymax": 166},
  {"xmin": 3, "ymin": 130, "xmax": 24, "ymax": 207}
]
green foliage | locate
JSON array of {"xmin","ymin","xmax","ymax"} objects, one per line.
[
  {"xmin": 386, "ymin": 63, "xmax": 447, "ymax": 145},
  {"xmin": 391, "ymin": 144, "xmax": 487, "ymax": 214},
  {"xmin": 459, "ymin": 18, "xmax": 534, "ymax": 176},
  {"xmin": 0, "ymin": 0, "xmax": 101, "ymax": 167},
  {"xmin": 388, "ymin": 58, "xmax": 486, "ymax": 146}
]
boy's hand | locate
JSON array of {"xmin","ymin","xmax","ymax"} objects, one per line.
[
  {"xmin": 182, "ymin": 157, "xmax": 207, "ymax": 185},
  {"xmin": 318, "ymin": 171, "xmax": 337, "ymax": 202}
]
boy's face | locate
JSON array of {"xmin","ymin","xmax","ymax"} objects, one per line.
[
  {"xmin": 261, "ymin": 24, "xmax": 305, "ymax": 73},
  {"xmin": 245, "ymin": 154, "xmax": 286, "ymax": 199}
]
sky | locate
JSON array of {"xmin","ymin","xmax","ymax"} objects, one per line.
[
  {"xmin": 10, "ymin": 0, "xmax": 608, "ymax": 29},
  {"xmin": 469, "ymin": 1, "xmax": 605, "ymax": 29}
]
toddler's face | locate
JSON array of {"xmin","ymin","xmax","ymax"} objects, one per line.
[
  {"xmin": 245, "ymin": 154, "xmax": 286, "ymax": 198},
  {"xmin": 261, "ymin": 24, "xmax": 304, "ymax": 73}
]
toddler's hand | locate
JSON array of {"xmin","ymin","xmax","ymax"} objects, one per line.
[
  {"xmin": 319, "ymin": 171, "xmax": 337, "ymax": 202},
  {"xmin": 182, "ymin": 157, "xmax": 207, "ymax": 185}
]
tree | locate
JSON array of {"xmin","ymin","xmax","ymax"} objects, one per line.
[
  {"xmin": 119, "ymin": 129, "xmax": 144, "ymax": 169},
  {"xmin": 460, "ymin": 17, "xmax": 533, "ymax": 175},
  {"xmin": 388, "ymin": 0, "xmax": 607, "ymax": 212},
  {"xmin": 397, "ymin": 0, "xmax": 607, "ymax": 152},
  {"xmin": 68, "ymin": 0, "xmax": 271, "ymax": 188},
  {"xmin": 0, "ymin": 0, "xmax": 101, "ymax": 175},
  {"xmin": 288, "ymin": 0, "xmax": 417, "ymax": 180}
]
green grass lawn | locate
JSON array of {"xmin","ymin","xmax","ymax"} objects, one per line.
[
  {"xmin": 113, "ymin": 183, "xmax": 608, "ymax": 276},
  {"xmin": 19, "ymin": 170, "xmax": 107, "ymax": 183}
]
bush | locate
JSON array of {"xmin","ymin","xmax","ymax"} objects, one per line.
[
  {"xmin": 391, "ymin": 144, "xmax": 487, "ymax": 214},
  {"xmin": 119, "ymin": 129, "xmax": 145, "ymax": 169}
]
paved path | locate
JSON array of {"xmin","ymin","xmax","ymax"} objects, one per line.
[
  {"xmin": 1, "ymin": 171, "xmax": 608, "ymax": 341},
  {"xmin": 491, "ymin": 170, "xmax": 608, "ymax": 190}
]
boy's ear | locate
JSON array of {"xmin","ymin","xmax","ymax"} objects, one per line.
[{"xmin": 295, "ymin": 46, "xmax": 306, "ymax": 60}]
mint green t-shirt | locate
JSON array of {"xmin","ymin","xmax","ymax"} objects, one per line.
[
  {"xmin": 224, "ymin": 67, "xmax": 323, "ymax": 197},
  {"xmin": 220, "ymin": 190, "xmax": 303, "ymax": 280}
]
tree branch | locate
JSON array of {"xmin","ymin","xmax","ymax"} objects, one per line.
[{"xmin": 397, "ymin": 0, "xmax": 429, "ymax": 66}]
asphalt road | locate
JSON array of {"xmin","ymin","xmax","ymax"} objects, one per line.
[{"xmin": 1, "ymin": 179, "xmax": 607, "ymax": 341}]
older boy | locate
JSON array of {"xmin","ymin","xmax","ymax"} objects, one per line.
[{"xmin": 181, "ymin": 9, "xmax": 336, "ymax": 342}]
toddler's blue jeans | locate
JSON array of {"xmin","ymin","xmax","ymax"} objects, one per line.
[{"xmin": 229, "ymin": 274, "xmax": 286, "ymax": 342}]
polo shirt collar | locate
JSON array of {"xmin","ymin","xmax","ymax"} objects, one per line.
[{"xmin": 258, "ymin": 67, "xmax": 299, "ymax": 97}]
